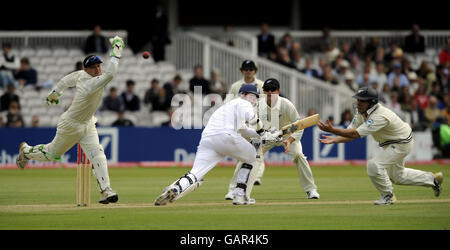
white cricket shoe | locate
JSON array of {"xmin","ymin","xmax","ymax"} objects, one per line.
[
  {"xmin": 232, "ymin": 195, "xmax": 248, "ymax": 205},
  {"xmin": 374, "ymin": 194, "xmax": 396, "ymax": 205},
  {"xmin": 248, "ymin": 198, "xmax": 256, "ymax": 205},
  {"xmin": 99, "ymin": 187, "xmax": 119, "ymax": 204},
  {"xmin": 16, "ymin": 142, "xmax": 29, "ymax": 170},
  {"xmin": 154, "ymin": 187, "xmax": 178, "ymax": 206},
  {"xmin": 306, "ymin": 190, "xmax": 320, "ymax": 199},
  {"xmin": 225, "ymin": 191, "xmax": 234, "ymax": 200},
  {"xmin": 432, "ymin": 172, "xmax": 444, "ymax": 197}
]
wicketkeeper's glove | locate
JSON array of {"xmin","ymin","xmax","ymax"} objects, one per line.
[
  {"xmin": 109, "ymin": 36, "xmax": 125, "ymax": 58},
  {"xmin": 46, "ymin": 90, "xmax": 61, "ymax": 105}
]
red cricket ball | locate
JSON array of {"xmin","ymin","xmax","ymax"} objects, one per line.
[{"xmin": 142, "ymin": 51, "xmax": 150, "ymax": 59}]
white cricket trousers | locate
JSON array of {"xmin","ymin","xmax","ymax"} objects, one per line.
[
  {"xmin": 367, "ymin": 139, "xmax": 435, "ymax": 196},
  {"xmin": 228, "ymin": 140, "xmax": 318, "ymax": 194},
  {"xmin": 26, "ymin": 117, "xmax": 112, "ymax": 192},
  {"xmin": 190, "ymin": 133, "xmax": 257, "ymax": 181}
]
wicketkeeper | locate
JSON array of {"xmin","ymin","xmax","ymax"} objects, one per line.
[{"xmin": 15, "ymin": 36, "xmax": 125, "ymax": 204}]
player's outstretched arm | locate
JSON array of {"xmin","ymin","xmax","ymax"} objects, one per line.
[
  {"xmin": 318, "ymin": 119, "xmax": 360, "ymax": 139},
  {"xmin": 319, "ymin": 134, "xmax": 354, "ymax": 144}
]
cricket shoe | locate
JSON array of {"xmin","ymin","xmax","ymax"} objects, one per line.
[
  {"xmin": 225, "ymin": 191, "xmax": 234, "ymax": 200},
  {"xmin": 16, "ymin": 142, "xmax": 30, "ymax": 170},
  {"xmin": 232, "ymin": 195, "xmax": 248, "ymax": 205},
  {"xmin": 154, "ymin": 187, "xmax": 178, "ymax": 206},
  {"xmin": 99, "ymin": 187, "xmax": 119, "ymax": 204},
  {"xmin": 374, "ymin": 193, "xmax": 396, "ymax": 205},
  {"xmin": 306, "ymin": 190, "xmax": 320, "ymax": 199},
  {"xmin": 432, "ymin": 172, "xmax": 444, "ymax": 197},
  {"xmin": 254, "ymin": 178, "xmax": 262, "ymax": 185}
]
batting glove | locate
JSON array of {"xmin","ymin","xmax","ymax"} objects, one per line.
[
  {"xmin": 109, "ymin": 36, "xmax": 125, "ymax": 58},
  {"xmin": 261, "ymin": 127, "xmax": 282, "ymax": 145},
  {"xmin": 46, "ymin": 90, "xmax": 61, "ymax": 105}
]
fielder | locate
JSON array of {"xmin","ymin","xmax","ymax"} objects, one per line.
[
  {"xmin": 155, "ymin": 84, "xmax": 264, "ymax": 206},
  {"xmin": 15, "ymin": 36, "xmax": 125, "ymax": 204},
  {"xmin": 226, "ymin": 78, "xmax": 320, "ymax": 201},
  {"xmin": 227, "ymin": 59, "xmax": 265, "ymax": 185},
  {"xmin": 318, "ymin": 86, "xmax": 443, "ymax": 205}
]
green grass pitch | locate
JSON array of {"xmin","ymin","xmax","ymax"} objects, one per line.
[{"xmin": 0, "ymin": 164, "xmax": 449, "ymax": 230}]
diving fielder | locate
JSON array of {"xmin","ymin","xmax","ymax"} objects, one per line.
[
  {"xmin": 226, "ymin": 78, "xmax": 320, "ymax": 201},
  {"xmin": 318, "ymin": 86, "xmax": 443, "ymax": 205},
  {"xmin": 227, "ymin": 60, "xmax": 265, "ymax": 185},
  {"xmin": 15, "ymin": 36, "xmax": 125, "ymax": 204},
  {"xmin": 155, "ymin": 84, "xmax": 264, "ymax": 206}
]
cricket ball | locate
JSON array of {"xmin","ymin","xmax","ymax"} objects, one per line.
[{"xmin": 142, "ymin": 51, "xmax": 151, "ymax": 59}]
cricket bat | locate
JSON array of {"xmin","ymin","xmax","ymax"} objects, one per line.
[{"xmin": 280, "ymin": 114, "xmax": 320, "ymax": 137}]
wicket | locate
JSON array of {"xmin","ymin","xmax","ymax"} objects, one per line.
[{"xmin": 76, "ymin": 143, "xmax": 91, "ymax": 206}]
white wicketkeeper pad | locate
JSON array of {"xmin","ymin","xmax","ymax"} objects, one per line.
[{"xmin": 170, "ymin": 172, "xmax": 203, "ymax": 201}]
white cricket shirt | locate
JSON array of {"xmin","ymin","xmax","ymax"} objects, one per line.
[
  {"xmin": 349, "ymin": 103, "xmax": 412, "ymax": 146},
  {"xmin": 53, "ymin": 57, "xmax": 119, "ymax": 123}
]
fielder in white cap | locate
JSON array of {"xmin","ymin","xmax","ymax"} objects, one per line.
[
  {"xmin": 15, "ymin": 36, "xmax": 125, "ymax": 204},
  {"xmin": 154, "ymin": 84, "xmax": 265, "ymax": 205},
  {"xmin": 318, "ymin": 86, "xmax": 443, "ymax": 205}
]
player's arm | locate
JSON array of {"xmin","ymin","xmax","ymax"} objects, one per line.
[
  {"xmin": 85, "ymin": 36, "xmax": 124, "ymax": 93},
  {"xmin": 46, "ymin": 71, "xmax": 79, "ymax": 105},
  {"xmin": 237, "ymin": 103, "xmax": 262, "ymax": 138},
  {"xmin": 318, "ymin": 119, "xmax": 361, "ymax": 139}
]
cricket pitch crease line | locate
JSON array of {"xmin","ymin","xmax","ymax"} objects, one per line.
[{"xmin": 1, "ymin": 199, "xmax": 449, "ymax": 212}]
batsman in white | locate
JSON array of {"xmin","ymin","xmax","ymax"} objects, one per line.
[
  {"xmin": 226, "ymin": 78, "xmax": 320, "ymax": 201},
  {"xmin": 15, "ymin": 36, "xmax": 125, "ymax": 204},
  {"xmin": 154, "ymin": 84, "xmax": 265, "ymax": 206},
  {"xmin": 318, "ymin": 86, "xmax": 443, "ymax": 205}
]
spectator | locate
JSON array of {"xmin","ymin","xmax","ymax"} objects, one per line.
[
  {"xmin": 407, "ymin": 72, "xmax": 420, "ymax": 96},
  {"xmin": 144, "ymin": 78, "xmax": 171, "ymax": 111},
  {"xmin": 404, "ymin": 24, "xmax": 425, "ymax": 53},
  {"xmin": 151, "ymin": 3, "xmax": 171, "ymax": 62},
  {"xmin": 161, "ymin": 108, "xmax": 175, "ymax": 127},
  {"xmin": 340, "ymin": 41, "xmax": 353, "ymax": 62},
  {"xmin": 436, "ymin": 66, "xmax": 449, "ymax": 94},
  {"xmin": 438, "ymin": 38, "xmax": 450, "ymax": 66},
  {"xmin": 384, "ymin": 42, "xmax": 401, "ymax": 67},
  {"xmin": 319, "ymin": 65, "xmax": 338, "ymax": 85},
  {"xmin": 278, "ymin": 33, "xmax": 294, "ymax": 54},
  {"xmin": 6, "ymin": 101, "xmax": 24, "ymax": 127},
  {"xmin": 424, "ymin": 96, "xmax": 442, "ymax": 127},
  {"xmin": 0, "ymin": 83, "xmax": 20, "ymax": 111},
  {"xmin": 349, "ymin": 56, "xmax": 362, "ymax": 78},
  {"xmin": 350, "ymin": 38, "xmax": 364, "ymax": 59},
  {"xmin": 276, "ymin": 47, "xmax": 296, "ymax": 69},
  {"xmin": 327, "ymin": 115, "xmax": 335, "ymax": 125},
  {"xmin": 430, "ymin": 81, "xmax": 445, "ymax": 106},
  {"xmin": 387, "ymin": 62, "xmax": 409, "ymax": 88},
  {"xmin": 356, "ymin": 64, "xmax": 376, "ymax": 87},
  {"xmin": 257, "ymin": 23, "xmax": 276, "ymax": 58},
  {"xmin": 299, "ymin": 57, "xmax": 320, "ymax": 78},
  {"xmin": 441, "ymin": 96, "xmax": 450, "ymax": 126},
  {"xmin": 14, "ymin": 58, "xmax": 38, "ymax": 87},
  {"xmin": 386, "ymin": 91, "xmax": 402, "ymax": 115},
  {"xmin": 307, "ymin": 108, "xmax": 317, "ymax": 116},
  {"xmin": 189, "ymin": 65, "xmax": 211, "ymax": 95},
  {"xmin": 163, "ymin": 74, "xmax": 183, "ymax": 103},
  {"xmin": 416, "ymin": 61, "xmax": 437, "ymax": 94},
  {"xmin": 343, "ymin": 71, "xmax": 357, "ymax": 92},
  {"xmin": 209, "ymin": 69, "xmax": 227, "ymax": 97},
  {"xmin": 292, "ymin": 47, "xmax": 305, "ymax": 70},
  {"xmin": 406, "ymin": 98, "xmax": 427, "ymax": 131},
  {"xmin": 83, "ymin": 25, "xmax": 108, "ymax": 55},
  {"xmin": 364, "ymin": 37, "xmax": 381, "ymax": 59},
  {"xmin": 324, "ymin": 42, "xmax": 340, "ymax": 64},
  {"xmin": 317, "ymin": 57, "xmax": 328, "ymax": 77},
  {"xmin": 398, "ymin": 86, "xmax": 412, "ymax": 109},
  {"xmin": 380, "ymin": 83, "xmax": 392, "ymax": 104},
  {"xmin": 112, "ymin": 111, "xmax": 134, "ymax": 127},
  {"xmin": 339, "ymin": 109, "xmax": 353, "ymax": 127},
  {"xmin": 318, "ymin": 27, "xmax": 333, "ymax": 52},
  {"xmin": 373, "ymin": 47, "xmax": 386, "ymax": 65},
  {"xmin": 335, "ymin": 59, "xmax": 350, "ymax": 84},
  {"xmin": 121, "ymin": 80, "xmax": 140, "ymax": 111},
  {"xmin": 414, "ymin": 84, "xmax": 429, "ymax": 110},
  {"xmin": 101, "ymin": 87, "xmax": 124, "ymax": 112},
  {"xmin": 0, "ymin": 42, "xmax": 20, "ymax": 88},
  {"xmin": 31, "ymin": 115, "xmax": 39, "ymax": 127},
  {"xmin": 373, "ymin": 62, "xmax": 387, "ymax": 92}
]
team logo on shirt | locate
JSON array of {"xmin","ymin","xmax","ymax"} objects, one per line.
[{"xmin": 366, "ymin": 118, "xmax": 374, "ymax": 127}]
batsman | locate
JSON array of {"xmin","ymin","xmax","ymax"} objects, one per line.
[
  {"xmin": 226, "ymin": 78, "xmax": 320, "ymax": 202},
  {"xmin": 15, "ymin": 36, "xmax": 125, "ymax": 204}
]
